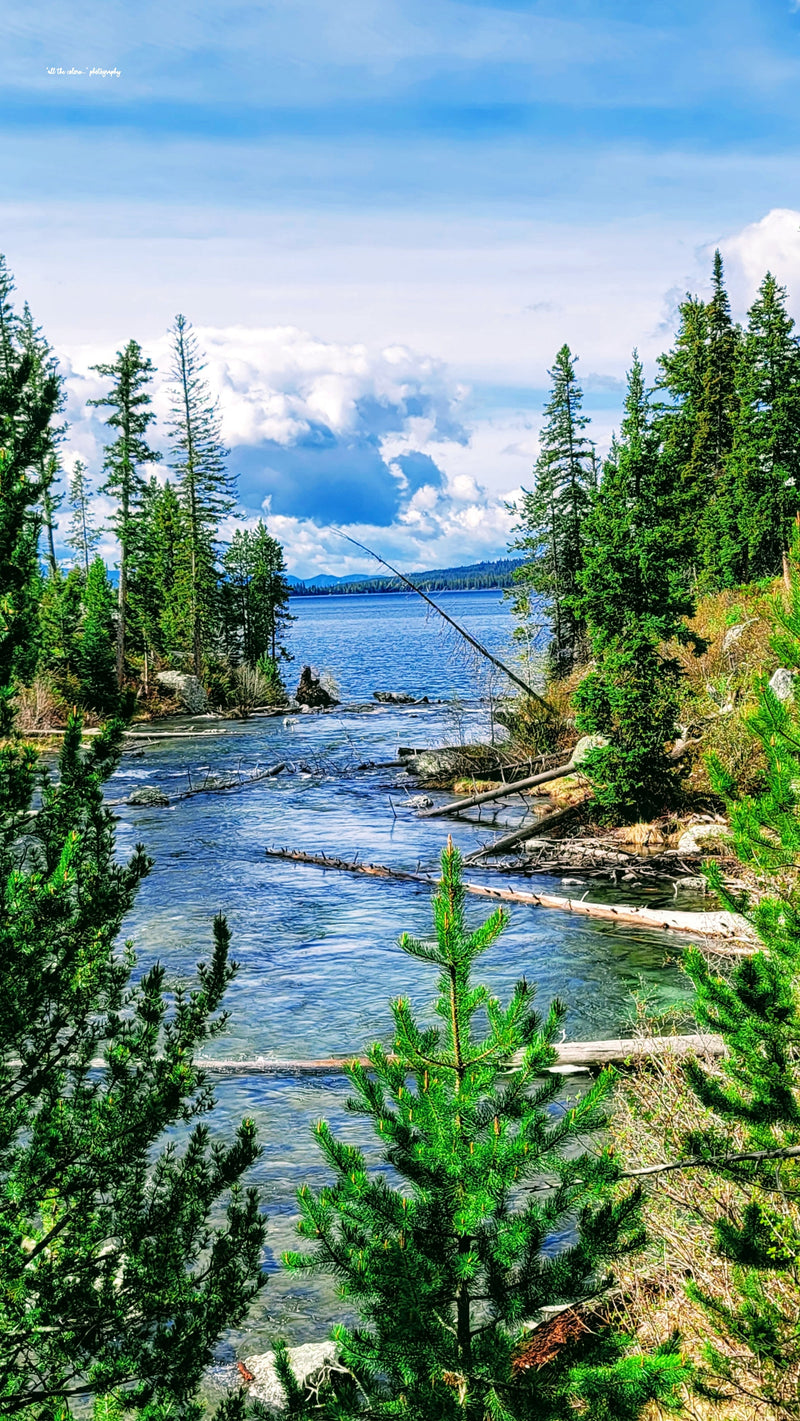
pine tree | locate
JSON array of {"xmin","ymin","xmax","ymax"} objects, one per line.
[
  {"xmin": 0, "ymin": 262, "xmax": 61, "ymax": 714},
  {"xmin": 671, "ymin": 532, "xmax": 800, "ymax": 1407},
  {"xmin": 282, "ymin": 841, "xmax": 687, "ymax": 1421},
  {"xmin": 0, "ymin": 398, "xmax": 266, "ymax": 1416},
  {"xmin": 719, "ymin": 273, "xmax": 800, "ymax": 586},
  {"xmin": 167, "ymin": 315, "xmax": 236, "ymax": 675},
  {"xmin": 509, "ymin": 346, "xmax": 595, "ymax": 678},
  {"xmin": 222, "ymin": 523, "xmax": 294, "ymax": 668},
  {"xmin": 656, "ymin": 252, "xmax": 740, "ymax": 585},
  {"xmin": 570, "ymin": 354, "xmax": 694, "ymax": 822},
  {"xmin": 78, "ymin": 557, "xmax": 119, "ymax": 715},
  {"xmin": 19, "ymin": 302, "xmax": 67, "ymax": 577},
  {"xmin": 127, "ymin": 478, "xmax": 194, "ymax": 680},
  {"xmin": 88, "ymin": 341, "xmax": 161, "ymax": 687},
  {"xmin": 66, "ymin": 457, "xmax": 101, "ymax": 575}
]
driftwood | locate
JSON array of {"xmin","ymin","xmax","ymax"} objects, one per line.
[
  {"xmin": 417, "ymin": 759, "xmax": 579, "ymax": 820},
  {"xmin": 465, "ymin": 804, "xmax": 581, "ymax": 860},
  {"xmin": 264, "ymin": 848, "xmax": 756, "ymax": 948},
  {"xmin": 195, "ymin": 1034, "xmax": 724, "ymax": 1078},
  {"xmin": 174, "ymin": 762, "xmax": 286, "ymax": 800}
]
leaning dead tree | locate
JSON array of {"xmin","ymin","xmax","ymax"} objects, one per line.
[{"xmin": 329, "ymin": 528, "xmax": 557, "ymax": 717}]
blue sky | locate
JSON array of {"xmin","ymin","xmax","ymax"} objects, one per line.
[{"xmin": 4, "ymin": 0, "xmax": 800, "ymax": 574}]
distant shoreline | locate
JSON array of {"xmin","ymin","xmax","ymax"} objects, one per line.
[{"xmin": 287, "ymin": 558, "xmax": 522, "ymax": 597}]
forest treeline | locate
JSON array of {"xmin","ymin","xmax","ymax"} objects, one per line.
[
  {"xmin": 508, "ymin": 251, "xmax": 800, "ymax": 820},
  {"xmin": 0, "ymin": 257, "xmax": 294, "ymax": 721},
  {"xmin": 290, "ymin": 558, "xmax": 523, "ymax": 595}
]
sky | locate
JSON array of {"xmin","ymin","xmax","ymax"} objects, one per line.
[{"xmin": 4, "ymin": 0, "xmax": 800, "ymax": 576}]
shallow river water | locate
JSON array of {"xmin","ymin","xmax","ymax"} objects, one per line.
[{"xmin": 107, "ymin": 592, "xmax": 696, "ymax": 1359}]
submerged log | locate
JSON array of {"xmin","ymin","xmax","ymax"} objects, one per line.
[
  {"xmin": 465, "ymin": 804, "xmax": 580, "ymax": 859},
  {"xmin": 263, "ymin": 847, "xmax": 756, "ymax": 947},
  {"xmin": 195, "ymin": 1033, "xmax": 724, "ymax": 1078},
  {"xmin": 416, "ymin": 759, "xmax": 578, "ymax": 819}
]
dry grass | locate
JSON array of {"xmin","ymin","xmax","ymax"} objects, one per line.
[
  {"xmin": 610, "ymin": 1024, "xmax": 800, "ymax": 1419},
  {"xmin": 14, "ymin": 676, "xmax": 69, "ymax": 731},
  {"xmin": 452, "ymin": 778, "xmax": 503, "ymax": 795}
]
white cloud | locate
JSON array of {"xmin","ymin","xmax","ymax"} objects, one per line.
[{"xmin": 718, "ymin": 208, "xmax": 800, "ymax": 316}]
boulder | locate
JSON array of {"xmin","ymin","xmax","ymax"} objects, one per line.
[
  {"xmin": 571, "ymin": 734, "xmax": 609, "ymax": 766},
  {"xmin": 407, "ymin": 794, "xmax": 434, "ymax": 809},
  {"xmin": 154, "ymin": 670, "xmax": 209, "ymax": 714},
  {"xmin": 127, "ymin": 785, "xmax": 170, "ymax": 807},
  {"xmin": 676, "ymin": 823, "xmax": 731, "ymax": 855},
  {"xmin": 769, "ymin": 667, "xmax": 795, "ymax": 702},
  {"xmin": 239, "ymin": 1341, "xmax": 341, "ymax": 1412},
  {"xmin": 295, "ymin": 666, "xmax": 338, "ymax": 708}
]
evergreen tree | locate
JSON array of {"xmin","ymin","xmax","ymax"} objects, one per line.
[
  {"xmin": 222, "ymin": 522, "xmax": 294, "ymax": 668},
  {"xmin": 509, "ymin": 346, "xmax": 595, "ymax": 678},
  {"xmin": 0, "ymin": 261, "xmax": 61, "ymax": 712},
  {"xmin": 674, "ymin": 533, "xmax": 800, "ymax": 1407},
  {"xmin": 19, "ymin": 302, "xmax": 67, "ymax": 577},
  {"xmin": 656, "ymin": 252, "xmax": 740, "ymax": 585},
  {"xmin": 37, "ymin": 566, "xmax": 84, "ymax": 697},
  {"xmin": 0, "ymin": 420, "xmax": 266, "ymax": 1416},
  {"xmin": 128, "ymin": 478, "xmax": 194, "ymax": 678},
  {"xmin": 167, "ymin": 315, "xmax": 236, "ymax": 675},
  {"xmin": 78, "ymin": 557, "xmax": 119, "ymax": 715},
  {"xmin": 66, "ymin": 457, "xmax": 101, "ymax": 575},
  {"xmin": 88, "ymin": 341, "xmax": 161, "ymax": 687},
  {"xmin": 570, "ymin": 354, "xmax": 695, "ymax": 821},
  {"xmin": 282, "ymin": 841, "xmax": 687, "ymax": 1420},
  {"xmin": 718, "ymin": 273, "xmax": 800, "ymax": 585}
]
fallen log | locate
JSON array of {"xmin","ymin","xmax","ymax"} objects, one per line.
[
  {"xmin": 465, "ymin": 804, "xmax": 580, "ymax": 859},
  {"xmin": 263, "ymin": 848, "xmax": 756, "ymax": 947},
  {"xmin": 194, "ymin": 1033, "xmax": 724, "ymax": 1078},
  {"xmin": 417, "ymin": 760, "xmax": 578, "ymax": 819},
  {"xmin": 175, "ymin": 762, "xmax": 285, "ymax": 800}
]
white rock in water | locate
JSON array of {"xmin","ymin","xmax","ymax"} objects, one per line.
[
  {"xmin": 677, "ymin": 824, "xmax": 731, "ymax": 854},
  {"xmin": 408, "ymin": 794, "xmax": 434, "ymax": 809},
  {"xmin": 769, "ymin": 667, "xmax": 795, "ymax": 701},
  {"xmin": 240, "ymin": 1341, "xmax": 341, "ymax": 1412},
  {"xmin": 154, "ymin": 670, "xmax": 209, "ymax": 714}
]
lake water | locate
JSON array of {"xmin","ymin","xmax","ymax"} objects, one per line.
[{"xmin": 106, "ymin": 590, "xmax": 695, "ymax": 1362}]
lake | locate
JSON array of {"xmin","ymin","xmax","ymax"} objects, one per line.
[{"xmin": 107, "ymin": 589, "xmax": 694, "ymax": 1361}]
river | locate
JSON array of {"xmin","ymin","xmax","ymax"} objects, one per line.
[{"xmin": 107, "ymin": 590, "xmax": 695, "ymax": 1361}]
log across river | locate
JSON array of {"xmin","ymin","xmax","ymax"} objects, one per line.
[{"xmin": 264, "ymin": 847, "xmax": 756, "ymax": 950}]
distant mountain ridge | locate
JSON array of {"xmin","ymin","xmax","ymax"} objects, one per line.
[{"xmin": 286, "ymin": 558, "xmax": 523, "ymax": 595}]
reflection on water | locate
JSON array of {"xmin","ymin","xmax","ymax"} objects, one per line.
[{"xmin": 107, "ymin": 593, "xmax": 696, "ymax": 1355}]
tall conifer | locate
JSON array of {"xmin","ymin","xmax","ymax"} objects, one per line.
[
  {"xmin": 222, "ymin": 522, "xmax": 294, "ymax": 667},
  {"xmin": 571, "ymin": 354, "xmax": 694, "ymax": 820},
  {"xmin": 719, "ymin": 273, "xmax": 800, "ymax": 585},
  {"xmin": 656, "ymin": 252, "xmax": 740, "ymax": 585},
  {"xmin": 88, "ymin": 341, "xmax": 161, "ymax": 686},
  {"xmin": 66, "ymin": 458, "xmax": 101, "ymax": 575},
  {"xmin": 167, "ymin": 315, "xmax": 235, "ymax": 675},
  {"xmin": 509, "ymin": 346, "xmax": 595, "ymax": 678}
]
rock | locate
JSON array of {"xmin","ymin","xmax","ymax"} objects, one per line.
[
  {"xmin": 154, "ymin": 670, "xmax": 209, "ymax": 714},
  {"xmin": 374, "ymin": 690, "xmax": 417, "ymax": 704},
  {"xmin": 677, "ymin": 823, "xmax": 731, "ymax": 854},
  {"xmin": 296, "ymin": 666, "xmax": 338, "ymax": 708},
  {"xmin": 127, "ymin": 785, "xmax": 170, "ymax": 807},
  {"xmin": 561, "ymin": 877, "xmax": 586, "ymax": 886},
  {"xmin": 400, "ymin": 747, "xmax": 499, "ymax": 781},
  {"xmin": 676, "ymin": 875, "xmax": 708, "ymax": 890},
  {"xmin": 407, "ymin": 794, "xmax": 434, "ymax": 809},
  {"xmin": 571, "ymin": 734, "xmax": 609, "ymax": 766},
  {"xmin": 769, "ymin": 667, "xmax": 795, "ymax": 702},
  {"xmin": 238, "ymin": 1341, "xmax": 341, "ymax": 1412}
]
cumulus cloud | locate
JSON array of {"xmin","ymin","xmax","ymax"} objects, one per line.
[
  {"xmin": 718, "ymin": 208, "xmax": 800, "ymax": 317},
  {"xmin": 53, "ymin": 321, "xmax": 528, "ymax": 577}
]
